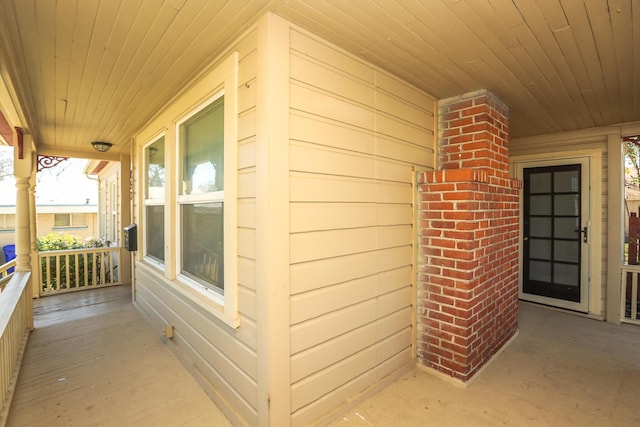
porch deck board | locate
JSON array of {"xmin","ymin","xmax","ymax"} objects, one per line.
[
  {"xmin": 330, "ymin": 303, "xmax": 640, "ymax": 426},
  {"xmin": 6, "ymin": 286, "xmax": 231, "ymax": 427},
  {"xmin": 6, "ymin": 286, "xmax": 640, "ymax": 426}
]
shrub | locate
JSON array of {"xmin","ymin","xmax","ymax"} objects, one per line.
[{"xmin": 37, "ymin": 232, "xmax": 104, "ymax": 252}]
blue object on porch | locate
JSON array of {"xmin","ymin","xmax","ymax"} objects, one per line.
[{"xmin": 3, "ymin": 244, "xmax": 15, "ymax": 273}]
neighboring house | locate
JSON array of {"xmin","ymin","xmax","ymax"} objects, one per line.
[
  {"xmin": 0, "ymin": 204, "xmax": 98, "ymax": 263},
  {"xmin": 85, "ymin": 160, "xmax": 123, "ymax": 247},
  {"xmin": 0, "ymin": 4, "xmax": 639, "ymax": 427}
]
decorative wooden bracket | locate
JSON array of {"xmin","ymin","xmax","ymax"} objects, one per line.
[
  {"xmin": 37, "ymin": 155, "xmax": 69, "ymax": 172},
  {"xmin": 15, "ymin": 127, "xmax": 23, "ymax": 159}
]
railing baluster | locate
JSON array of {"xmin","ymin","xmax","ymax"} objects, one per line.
[
  {"xmin": 633, "ymin": 271, "xmax": 638, "ymax": 321},
  {"xmin": 45, "ymin": 256, "xmax": 51, "ymax": 293},
  {"xmin": 64, "ymin": 254, "xmax": 70, "ymax": 289},
  {"xmin": 55, "ymin": 254, "xmax": 60, "ymax": 291},
  {"xmin": 74, "ymin": 253, "xmax": 79, "ymax": 288},
  {"xmin": 100, "ymin": 251, "xmax": 106, "ymax": 285},
  {"xmin": 109, "ymin": 252, "xmax": 114, "ymax": 285},
  {"xmin": 83, "ymin": 253, "xmax": 89, "ymax": 287}
]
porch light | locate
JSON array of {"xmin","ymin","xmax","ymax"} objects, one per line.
[{"xmin": 91, "ymin": 141, "xmax": 113, "ymax": 152}]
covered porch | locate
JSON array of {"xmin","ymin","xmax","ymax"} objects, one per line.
[{"xmin": 5, "ymin": 285, "xmax": 640, "ymax": 426}]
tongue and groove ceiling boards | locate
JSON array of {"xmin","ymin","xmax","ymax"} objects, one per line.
[{"xmin": 0, "ymin": 0, "xmax": 636, "ymax": 156}]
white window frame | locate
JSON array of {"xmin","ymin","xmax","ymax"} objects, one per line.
[
  {"xmin": 142, "ymin": 134, "xmax": 167, "ymax": 267},
  {"xmin": 173, "ymin": 52, "xmax": 239, "ymax": 327}
]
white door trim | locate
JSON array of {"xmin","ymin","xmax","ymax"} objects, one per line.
[{"xmin": 513, "ymin": 151, "xmax": 602, "ymax": 315}]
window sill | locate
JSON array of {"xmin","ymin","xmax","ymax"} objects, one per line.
[
  {"xmin": 175, "ymin": 274, "xmax": 240, "ymax": 330},
  {"xmin": 137, "ymin": 261, "xmax": 239, "ymax": 330},
  {"xmin": 53, "ymin": 226, "xmax": 89, "ymax": 230}
]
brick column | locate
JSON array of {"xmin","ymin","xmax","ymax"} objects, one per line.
[{"xmin": 417, "ymin": 90, "xmax": 521, "ymax": 381}]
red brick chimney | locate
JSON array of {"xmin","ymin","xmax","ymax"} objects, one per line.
[{"xmin": 417, "ymin": 89, "xmax": 521, "ymax": 381}]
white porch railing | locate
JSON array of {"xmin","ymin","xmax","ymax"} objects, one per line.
[
  {"xmin": 39, "ymin": 247, "xmax": 121, "ymax": 296},
  {"xmin": 0, "ymin": 272, "xmax": 31, "ymax": 426},
  {"xmin": 0, "ymin": 260, "xmax": 17, "ymax": 292},
  {"xmin": 621, "ymin": 265, "xmax": 640, "ymax": 325}
]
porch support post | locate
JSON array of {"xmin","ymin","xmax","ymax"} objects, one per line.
[
  {"xmin": 119, "ymin": 154, "xmax": 132, "ymax": 285},
  {"xmin": 607, "ymin": 133, "xmax": 623, "ymax": 323},
  {"xmin": 417, "ymin": 89, "xmax": 521, "ymax": 381},
  {"xmin": 13, "ymin": 133, "xmax": 34, "ymax": 275},
  {"xmin": 29, "ymin": 169, "xmax": 40, "ymax": 299}
]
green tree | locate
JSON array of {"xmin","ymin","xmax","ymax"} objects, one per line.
[{"xmin": 624, "ymin": 141, "xmax": 640, "ymax": 185}]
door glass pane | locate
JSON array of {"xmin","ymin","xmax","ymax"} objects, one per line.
[
  {"xmin": 554, "ymin": 263, "xmax": 579, "ymax": 286},
  {"xmin": 529, "ymin": 173, "xmax": 551, "ymax": 193},
  {"xmin": 530, "ymin": 239, "xmax": 551, "ymax": 260},
  {"xmin": 554, "ymin": 240, "xmax": 579, "ymax": 263},
  {"xmin": 555, "ymin": 194, "xmax": 579, "ymax": 216},
  {"xmin": 529, "ymin": 260, "xmax": 551, "ymax": 282},
  {"xmin": 530, "ymin": 195, "xmax": 552, "ymax": 215},
  {"xmin": 554, "ymin": 217, "xmax": 579, "ymax": 239},
  {"xmin": 530, "ymin": 217, "xmax": 552, "ymax": 237},
  {"xmin": 554, "ymin": 171, "xmax": 579, "ymax": 193}
]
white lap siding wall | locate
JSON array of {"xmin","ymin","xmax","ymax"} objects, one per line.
[{"xmin": 287, "ymin": 27, "xmax": 436, "ymax": 426}]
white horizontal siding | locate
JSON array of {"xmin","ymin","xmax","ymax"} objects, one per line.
[
  {"xmin": 288, "ymin": 27, "xmax": 435, "ymax": 426},
  {"xmin": 133, "ymin": 27, "xmax": 259, "ymax": 426}
]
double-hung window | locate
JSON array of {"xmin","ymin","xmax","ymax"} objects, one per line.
[
  {"xmin": 177, "ymin": 94, "xmax": 225, "ymax": 294},
  {"xmin": 140, "ymin": 51, "xmax": 238, "ymax": 327},
  {"xmin": 144, "ymin": 136, "xmax": 166, "ymax": 263}
]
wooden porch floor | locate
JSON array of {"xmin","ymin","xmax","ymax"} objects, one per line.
[
  {"xmin": 6, "ymin": 286, "xmax": 232, "ymax": 427},
  {"xmin": 330, "ymin": 304, "xmax": 640, "ymax": 427},
  {"xmin": 6, "ymin": 286, "xmax": 640, "ymax": 426}
]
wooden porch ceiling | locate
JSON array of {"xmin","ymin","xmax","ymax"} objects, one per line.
[{"xmin": 0, "ymin": 0, "xmax": 637, "ymax": 158}]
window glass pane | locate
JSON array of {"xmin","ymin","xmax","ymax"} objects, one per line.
[
  {"xmin": 182, "ymin": 202, "xmax": 224, "ymax": 291},
  {"xmin": 146, "ymin": 205, "xmax": 165, "ymax": 262},
  {"xmin": 71, "ymin": 213, "xmax": 86, "ymax": 226},
  {"xmin": 146, "ymin": 137, "xmax": 165, "ymax": 199},
  {"xmin": 54, "ymin": 214, "xmax": 70, "ymax": 227},
  {"xmin": 180, "ymin": 96, "xmax": 224, "ymax": 195}
]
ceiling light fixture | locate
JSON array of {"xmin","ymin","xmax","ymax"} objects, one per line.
[{"xmin": 91, "ymin": 141, "xmax": 113, "ymax": 152}]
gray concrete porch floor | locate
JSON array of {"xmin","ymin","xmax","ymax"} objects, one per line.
[{"xmin": 7, "ymin": 285, "xmax": 640, "ymax": 426}]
